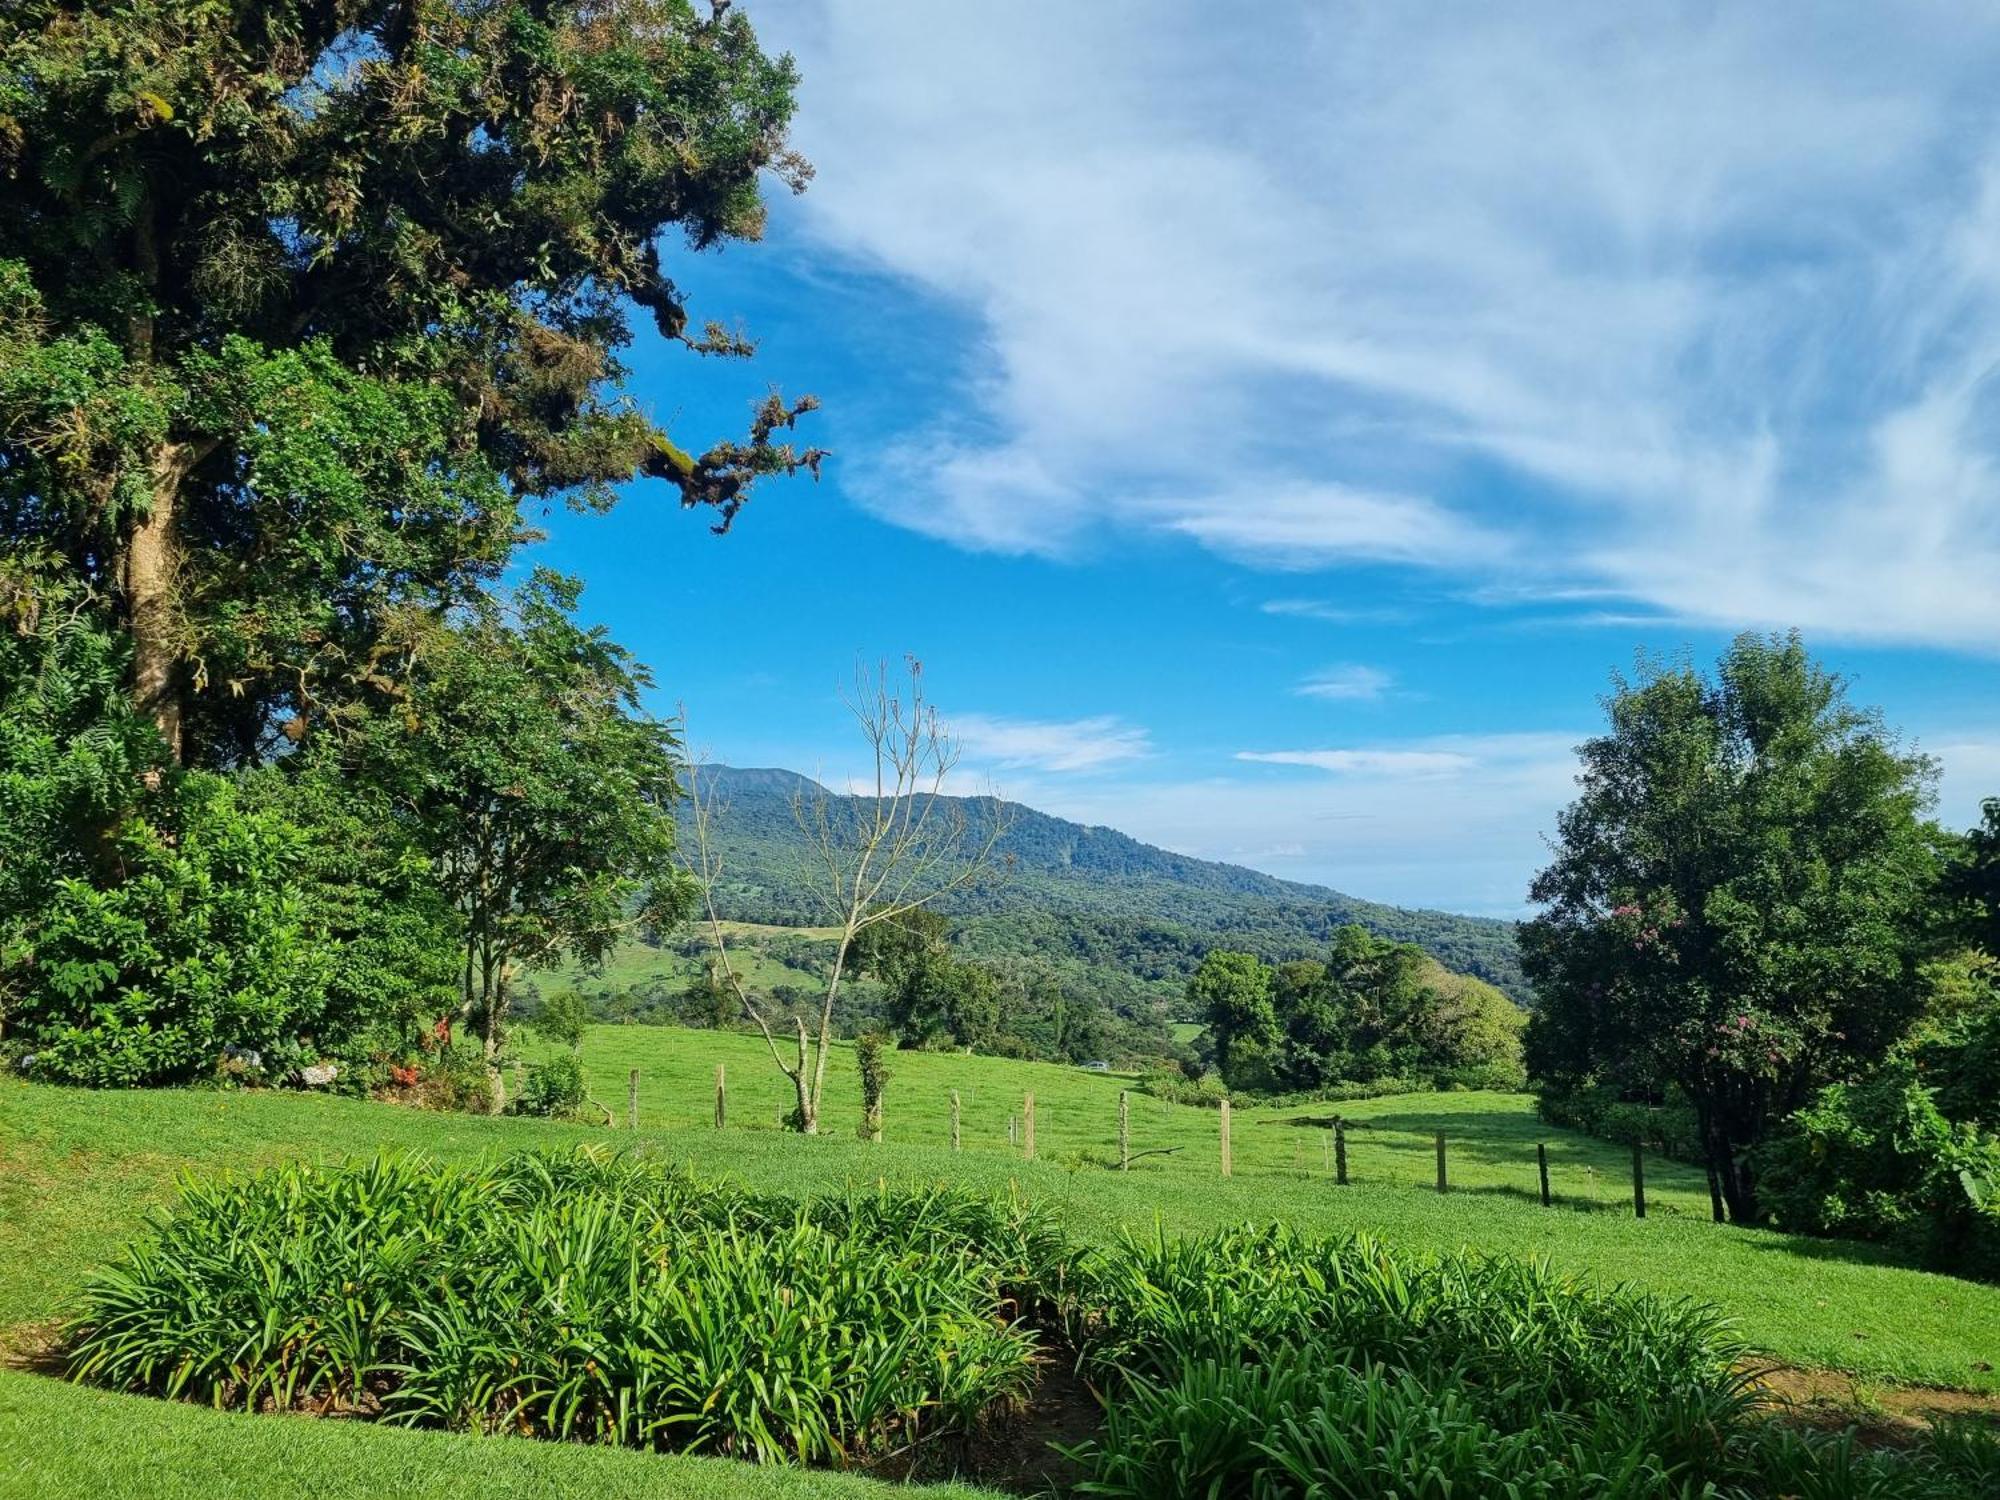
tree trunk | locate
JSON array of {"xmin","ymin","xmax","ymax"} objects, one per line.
[
  {"xmin": 127, "ymin": 444, "xmax": 189, "ymax": 761},
  {"xmin": 790, "ymin": 1016, "xmax": 818, "ymax": 1133},
  {"xmin": 1702, "ymin": 1113, "xmax": 1757, "ymax": 1224}
]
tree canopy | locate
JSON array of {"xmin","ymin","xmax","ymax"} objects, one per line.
[
  {"xmin": 1, "ymin": 0, "xmax": 818, "ymax": 764},
  {"xmin": 0, "ymin": 0, "xmax": 816, "ymax": 1089},
  {"xmin": 1191, "ymin": 925, "xmax": 1523, "ymax": 1095},
  {"xmin": 1521, "ymin": 633, "xmax": 1945, "ymax": 1221}
]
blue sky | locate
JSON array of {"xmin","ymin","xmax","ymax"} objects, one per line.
[{"xmin": 534, "ymin": 1, "xmax": 2000, "ymax": 917}]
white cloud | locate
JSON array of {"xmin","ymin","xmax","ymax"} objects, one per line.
[
  {"xmin": 1924, "ymin": 730, "xmax": 2000, "ymax": 830},
  {"xmin": 1294, "ymin": 664, "xmax": 1395, "ymax": 702},
  {"xmin": 1261, "ymin": 598, "xmax": 1411, "ymax": 625},
  {"xmin": 1239, "ymin": 748, "xmax": 1471, "ymax": 777},
  {"xmin": 948, "ymin": 712, "xmax": 1152, "ymax": 773},
  {"xmin": 1008, "ymin": 732, "xmax": 1586, "ymax": 913},
  {"xmin": 756, "ymin": 0, "xmax": 2000, "ymax": 650}
]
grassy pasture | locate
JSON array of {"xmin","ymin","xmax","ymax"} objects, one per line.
[
  {"xmin": 5, "ymin": 1035, "xmax": 1999, "ymax": 1394},
  {"xmin": 4, "ymin": 1022, "xmax": 1998, "ymax": 1500}
]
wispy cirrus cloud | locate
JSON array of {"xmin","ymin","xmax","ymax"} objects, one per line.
[
  {"xmin": 1239, "ymin": 747, "xmax": 1471, "ymax": 776},
  {"xmin": 760, "ymin": 0, "xmax": 2000, "ymax": 650},
  {"xmin": 1261, "ymin": 599, "xmax": 1412, "ymax": 625},
  {"xmin": 949, "ymin": 712, "xmax": 1152, "ymax": 773},
  {"xmin": 1294, "ymin": 664, "xmax": 1396, "ymax": 702}
]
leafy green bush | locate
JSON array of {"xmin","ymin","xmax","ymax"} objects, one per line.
[
  {"xmin": 65, "ymin": 1150, "xmax": 1040, "ymax": 1464},
  {"xmin": 15, "ymin": 772, "xmax": 331, "ymax": 1085},
  {"xmin": 511, "ymin": 1052, "xmax": 590, "ymax": 1119},
  {"xmin": 1755, "ymin": 1061, "xmax": 2000, "ymax": 1281},
  {"xmin": 1061, "ymin": 1223, "xmax": 1997, "ymax": 1499},
  {"xmin": 1537, "ymin": 1081, "xmax": 1705, "ymax": 1163}
]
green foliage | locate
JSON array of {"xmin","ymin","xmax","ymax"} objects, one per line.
[
  {"xmin": 1522, "ymin": 633, "xmax": 1945, "ymax": 1221},
  {"xmin": 233, "ymin": 755, "xmax": 462, "ymax": 1063},
  {"xmin": 367, "ymin": 572, "xmax": 692, "ymax": 1080},
  {"xmin": 1, "ymin": 0, "xmax": 818, "ymax": 754},
  {"xmin": 853, "ymin": 1031, "xmax": 890, "ymax": 1142},
  {"xmin": 1950, "ymin": 798, "xmax": 2000, "ymax": 959},
  {"xmin": 511, "ymin": 1052, "xmax": 589, "ymax": 1121},
  {"xmin": 1063, "ymin": 1224, "xmax": 1994, "ymax": 1500},
  {"xmin": 529, "ymin": 992, "xmax": 595, "ymax": 1055},
  {"xmin": 12, "ymin": 771, "xmax": 327, "ymax": 1085},
  {"xmin": 0, "ymin": 594, "xmax": 458, "ymax": 1082},
  {"xmin": 1755, "ymin": 1061, "xmax": 2000, "ymax": 1280},
  {"xmin": 66, "ymin": 1152, "xmax": 1039, "ymax": 1465},
  {"xmin": 1188, "ymin": 949, "xmax": 1280, "ymax": 1089},
  {"xmin": 1191, "ymin": 928, "xmax": 1526, "ymax": 1095}
]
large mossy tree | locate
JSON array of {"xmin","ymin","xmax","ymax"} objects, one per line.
[
  {"xmin": 0, "ymin": 0, "xmax": 816, "ymax": 1083},
  {"xmin": 1, "ymin": 0, "xmax": 816, "ymax": 761},
  {"xmin": 1521, "ymin": 634, "xmax": 1946, "ymax": 1223}
]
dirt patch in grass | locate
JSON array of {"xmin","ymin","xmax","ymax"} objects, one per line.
[
  {"xmin": 1754, "ymin": 1363, "xmax": 2000, "ymax": 1444},
  {"xmin": 900, "ymin": 1357, "xmax": 1101, "ymax": 1494}
]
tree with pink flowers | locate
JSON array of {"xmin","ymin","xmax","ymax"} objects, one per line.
[{"xmin": 1520, "ymin": 633, "xmax": 1947, "ymax": 1224}]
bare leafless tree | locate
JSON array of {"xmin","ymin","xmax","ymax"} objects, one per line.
[{"xmin": 681, "ymin": 659, "xmax": 1008, "ymax": 1133}]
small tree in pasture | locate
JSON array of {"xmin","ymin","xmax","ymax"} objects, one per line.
[{"xmin": 682, "ymin": 659, "xmax": 1007, "ymax": 1133}]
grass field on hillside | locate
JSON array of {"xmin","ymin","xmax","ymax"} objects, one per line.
[
  {"xmin": 543, "ymin": 934, "xmax": 830, "ymax": 1000},
  {"xmin": 565, "ymin": 1024, "xmax": 1721, "ymax": 1214},
  {"xmin": 4, "ymin": 1049, "xmax": 1998, "ymax": 1394}
]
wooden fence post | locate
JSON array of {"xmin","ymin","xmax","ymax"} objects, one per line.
[
  {"xmin": 1118, "ymin": 1090, "xmax": 1130, "ymax": 1171},
  {"xmin": 1219, "ymin": 1098, "xmax": 1233, "ymax": 1177},
  {"xmin": 1435, "ymin": 1130, "xmax": 1448, "ymax": 1193},
  {"xmin": 628, "ymin": 1068, "xmax": 639, "ymax": 1131},
  {"xmin": 1335, "ymin": 1122, "xmax": 1348, "ymax": 1186},
  {"xmin": 1537, "ymin": 1142, "xmax": 1552, "ymax": 1207},
  {"xmin": 714, "ymin": 1064, "xmax": 726, "ymax": 1129},
  {"xmin": 951, "ymin": 1089, "xmax": 962, "ymax": 1151},
  {"xmin": 1023, "ymin": 1092, "xmax": 1036, "ymax": 1160},
  {"xmin": 1632, "ymin": 1143, "xmax": 1647, "ymax": 1219}
]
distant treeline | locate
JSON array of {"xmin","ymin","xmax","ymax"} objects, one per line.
[{"xmin": 695, "ymin": 766, "xmax": 1529, "ymax": 999}]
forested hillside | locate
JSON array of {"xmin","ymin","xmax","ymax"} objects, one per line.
[{"xmin": 695, "ymin": 766, "xmax": 1528, "ymax": 998}]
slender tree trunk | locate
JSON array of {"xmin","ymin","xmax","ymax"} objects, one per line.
[
  {"xmin": 127, "ymin": 444, "xmax": 190, "ymax": 762},
  {"xmin": 807, "ymin": 929, "xmax": 854, "ymax": 1128},
  {"xmin": 791, "ymin": 1016, "xmax": 817, "ymax": 1133}
]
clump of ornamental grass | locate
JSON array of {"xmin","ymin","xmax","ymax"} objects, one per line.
[
  {"xmin": 65, "ymin": 1149, "xmax": 1998, "ymax": 1495},
  {"xmin": 1060, "ymin": 1224, "xmax": 1999, "ymax": 1500},
  {"xmin": 64, "ymin": 1148, "xmax": 1042, "ymax": 1466}
]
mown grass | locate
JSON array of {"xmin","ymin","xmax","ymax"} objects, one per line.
[
  {"xmin": 0, "ymin": 1367, "xmax": 1000, "ymax": 1499},
  {"xmin": 570, "ymin": 1024, "xmax": 1724, "ymax": 1213},
  {"xmin": 4, "ymin": 1050, "xmax": 1998, "ymax": 1394}
]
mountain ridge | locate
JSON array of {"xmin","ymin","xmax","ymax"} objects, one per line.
[{"xmin": 696, "ymin": 765, "xmax": 1527, "ymax": 998}]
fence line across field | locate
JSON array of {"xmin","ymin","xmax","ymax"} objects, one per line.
[{"xmin": 615, "ymin": 1066, "xmax": 1676, "ymax": 1220}]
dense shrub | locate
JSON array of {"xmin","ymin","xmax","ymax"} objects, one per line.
[
  {"xmin": 1062, "ymin": 1224, "xmax": 2000, "ymax": 1499},
  {"xmin": 510, "ymin": 1052, "xmax": 590, "ymax": 1119},
  {"xmin": 65, "ymin": 1148, "xmax": 1999, "ymax": 1495},
  {"xmin": 13, "ymin": 773, "xmax": 331, "ymax": 1086},
  {"xmin": 1, "ymin": 604, "xmax": 459, "ymax": 1084},
  {"xmin": 66, "ymin": 1151, "xmax": 1043, "ymax": 1464},
  {"xmin": 1537, "ymin": 1081, "xmax": 1705, "ymax": 1163},
  {"xmin": 1754, "ymin": 1061, "xmax": 2000, "ymax": 1281}
]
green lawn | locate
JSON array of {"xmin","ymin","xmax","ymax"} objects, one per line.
[
  {"xmin": 5, "ymin": 1025, "xmax": 2000, "ymax": 1498},
  {"xmin": 0, "ymin": 1368, "xmax": 999, "ymax": 1500}
]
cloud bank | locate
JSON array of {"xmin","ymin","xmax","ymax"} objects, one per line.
[{"xmin": 761, "ymin": 0, "xmax": 2000, "ymax": 650}]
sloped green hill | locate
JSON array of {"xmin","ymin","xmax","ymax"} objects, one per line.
[{"xmin": 695, "ymin": 766, "xmax": 1527, "ymax": 999}]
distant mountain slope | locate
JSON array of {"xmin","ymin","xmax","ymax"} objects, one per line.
[{"xmin": 695, "ymin": 766, "xmax": 1527, "ymax": 999}]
